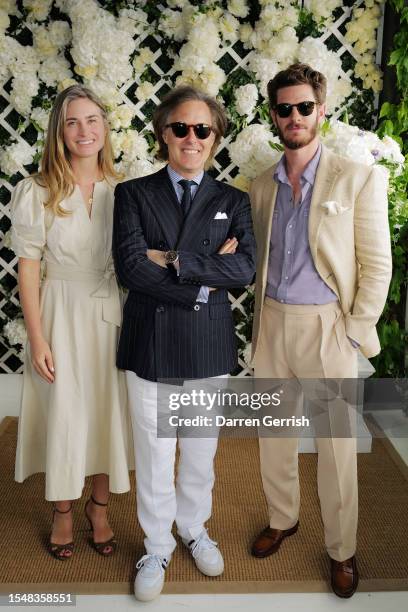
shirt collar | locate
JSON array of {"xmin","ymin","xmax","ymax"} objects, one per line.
[
  {"xmin": 167, "ymin": 164, "xmax": 204, "ymax": 186},
  {"xmin": 274, "ymin": 144, "xmax": 322, "ymax": 186}
]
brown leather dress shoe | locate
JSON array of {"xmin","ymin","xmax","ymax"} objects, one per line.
[
  {"xmin": 251, "ymin": 521, "xmax": 299, "ymax": 558},
  {"xmin": 330, "ymin": 555, "xmax": 359, "ymax": 598}
]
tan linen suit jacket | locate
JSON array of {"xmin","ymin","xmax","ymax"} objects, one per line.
[{"xmin": 250, "ymin": 144, "xmax": 392, "ymax": 362}]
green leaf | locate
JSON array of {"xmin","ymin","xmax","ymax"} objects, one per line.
[
  {"xmin": 383, "ymin": 119, "xmax": 395, "ymax": 136},
  {"xmin": 268, "ymin": 141, "xmax": 283, "ymax": 152},
  {"xmin": 389, "ymin": 49, "xmax": 404, "ymax": 66},
  {"xmin": 379, "ymin": 102, "xmax": 392, "ymax": 118}
]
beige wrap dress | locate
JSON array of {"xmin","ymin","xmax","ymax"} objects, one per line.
[{"xmin": 10, "ymin": 177, "xmax": 133, "ymax": 501}]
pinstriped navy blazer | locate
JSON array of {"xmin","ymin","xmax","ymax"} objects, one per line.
[{"xmin": 113, "ymin": 166, "xmax": 256, "ymax": 382}]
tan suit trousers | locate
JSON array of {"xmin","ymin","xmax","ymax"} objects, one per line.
[{"xmin": 254, "ymin": 297, "xmax": 359, "ymax": 562}]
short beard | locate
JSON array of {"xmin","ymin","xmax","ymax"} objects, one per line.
[{"xmin": 277, "ymin": 119, "xmax": 319, "ymax": 150}]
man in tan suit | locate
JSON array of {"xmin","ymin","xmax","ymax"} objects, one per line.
[{"xmin": 249, "ymin": 63, "xmax": 392, "ymax": 598}]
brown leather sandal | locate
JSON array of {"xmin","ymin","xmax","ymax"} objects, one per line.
[
  {"xmin": 84, "ymin": 495, "xmax": 117, "ymax": 556},
  {"xmin": 48, "ymin": 504, "xmax": 74, "ymax": 560}
]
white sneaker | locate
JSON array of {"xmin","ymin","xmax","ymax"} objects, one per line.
[
  {"xmin": 134, "ymin": 554, "xmax": 170, "ymax": 602},
  {"xmin": 182, "ymin": 529, "xmax": 224, "ymax": 576}
]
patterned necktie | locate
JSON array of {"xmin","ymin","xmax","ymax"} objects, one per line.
[{"xmin": 178, "ymin": 179, "xmax": 196, "ymax": 217}]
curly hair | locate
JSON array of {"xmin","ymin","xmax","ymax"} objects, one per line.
[{"xmin": 267, "ymin": 63, "xmax": 327, "ymax": 109}]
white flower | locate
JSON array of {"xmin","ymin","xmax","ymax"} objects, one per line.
[
  {"xmin": 39, "ymin": 54, "xmax": 73, "ymax": 87},
  {"xmin": 0, "ymin": 140, "xmax": 35, "ymax": 176},
  {"xmin": 75, "ymin": 64, "xmax": 98, "ymax": 80},
  {"xmin": 8, "ymin": 39, "xmax": 40, "ymax": 80},
  {"xmin": 57, "ymin": 77, "xmax": 77, "ymax": 92},
  {"xmin": 32, "ymin": 24, "xmax": 59, "ymax": 56},
  {"xmin": 375, "ymin": 135, "xmax": 405, "ymax": 166},
  {"xmin": 136, "ymin": 81, "xmax": 155, "ymax": 103},
  {"xmin": 110, "ymin": 131, "xmax": 124, "ymax": 159},
  {"xmin": 176, "ymin": 44, "xmax": 212, "ymax": 73},
  {"xmin": 235, "ymin": 84, "xmax": 258, "ymax": 120},
  {"xmin": 23, "ymin": 0, "xmax": 53, "ymax": 22},
  {"xmin": 309, "ymin": 0, "xmax": 342, "ymax": 24},
  {"xmin": 227, "ymin": 0, "xmax": 249, "ymax": 19},
  {"xmin": 31, "ymin": 106, "xmax": 49, "ymax": 131},
  {"xmin": 256, "ymin": 1, "xmax": 299, "ymax": 37},
  {"xmin": 108, "ymin": 104, "xmax": 135, "ymax": 130},
  {"xmin": 167, "ymin": 0, "xmax": 188, "ymax": 9},
  {"xmin": 0, "ymin": 1, "xmax": 18, "ymax": 15},
  {"xmin": 239, "ymin": 23, "xmax": 253, "ymax": 47},
  {"xmin": 49, "ymin": 20, "xmax": 72, "ymax": 48},
  {"xmin": 219, "ymin": 12, "xmax": 240, "ymax": 44},
  {"xmin": 62, "ymin": 0, "xmax": 136, "ymax": 87},
  {"xmin": 118, "ymin": 158, "xmax": 157, "ymax": 180},
  {"xmin": 121, "ymin": 131, "xmax": 149, "ymax": 162},
  {"xmin": 242, "ymin": 342, "xmax": 252, "ymax": 366},
  {"xmin": 262, "ymin": 27, "xmax": 298, "ymax": 64},
  {"xmin": 229, "ymin": 124, "xmax": 282, "ymax": 180},
  {"xmin": 173, "ymin": 11, "xmax": 225, "ymax": 96},
  {"xmin": 118, "ymin": 7, "xmax": 151, "ymax": 37},
  {"xmin": 10, "ymin": 74, "xmax": 40, "ymax": 116},
  {"xmin": 188, "ymin": 16, "xmax": 220, "ymax": 60},
  {"xmin": 115, "ymin": 104, "xmax": 134, "ymax": 129},
  {"xmin": 159, "ymin": 7, "xmax": 186, "ymax": 42},
  {"xmin": 249, "ymin": 54, "xmax": 280, "ymax": 98},
  {"xmin": 361, "ymin": 63, "xmax": 383, "ymax": 93},
  {"xmin": 3, "ymin": 318, "xmax": 27, "ymax": 347},
  {"xmin": 2, "ymin": 228, "xmax": 12, "ymax": 249},
  {"xmin": 133, "ymin": 47, "xmax": 155, "ymax": 74},
  {"xmin": 321, "ymin": 120, "xmax": 376, "ymax": 165},
  {"xmin": 0, "ymin": 9, "xmax": 10, "ymax": 34},
  {"xmin": 85, "ymin": 78, "xmax": 121, "ymax": 109},
  {"xmin": 197, "ymin": 63, "xmax": 226, "ymax": 96},
  {"xmin": 297, "ymin": 37, "xmax": 351, "ymax": 113}
]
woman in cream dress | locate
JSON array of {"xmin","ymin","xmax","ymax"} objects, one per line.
[{"xmin": 11, "ymin": 85, "xmax": 133, "ymax": 560}]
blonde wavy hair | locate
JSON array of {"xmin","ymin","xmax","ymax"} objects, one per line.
[{"xmin": 35, "ymin": 84, "xmax": 121, "ymax": 216}]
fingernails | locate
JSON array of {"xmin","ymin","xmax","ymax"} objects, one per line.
[{"xmin": 51, "ymin": 367, "xmax": 55, "ymax": 372}]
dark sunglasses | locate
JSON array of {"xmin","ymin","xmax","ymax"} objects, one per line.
[
  {"xmin": 165, "ymin": 122, "xmax": 213, "ymax": 139},
  {"xmin": 274, "ymin": 101, "xmax": 317, "ymax": 118}
]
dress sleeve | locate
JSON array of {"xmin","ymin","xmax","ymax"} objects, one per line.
[{"xmin": 10, "ymin": 178, "xmax": 46, "ymax": 260}]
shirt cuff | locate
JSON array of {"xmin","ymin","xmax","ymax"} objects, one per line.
[{"xmin": 196, "ymin": 286, "xmax": 209, "ymax": 303}]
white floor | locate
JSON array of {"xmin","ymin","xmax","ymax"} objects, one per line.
[{"xmin": 1, "ymin": 374, "xmax": 407, "ymax": 611}]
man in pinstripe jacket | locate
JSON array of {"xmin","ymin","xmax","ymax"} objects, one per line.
[{"xmin": 113, "ymin": 86, "xmax": 256, "ymax": 601}]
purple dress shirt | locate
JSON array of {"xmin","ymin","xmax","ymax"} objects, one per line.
[{"xmin": 266, "ymin": 145, "xmax": 338, "ymax": 305}]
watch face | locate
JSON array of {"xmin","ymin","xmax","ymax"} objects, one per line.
[{"xmin": 165, "ymin": 250, "xmax": 178, "ymax": 264}]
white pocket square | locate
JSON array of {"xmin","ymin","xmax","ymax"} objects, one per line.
[
  {"xmin": 320, "ymin": 200, "xmax": 350, "ymax": 216},
  {"xmin": 214, "ymin": 212, "xmax": 228, "ymax": 219}
]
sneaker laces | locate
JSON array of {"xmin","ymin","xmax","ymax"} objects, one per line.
[
  {"xmin": 188, "ymin": 530, "xmax": 218, "ymax": 559},
  {"xmin": 136, "ymin": 554, "xmax": 168, "ymax": 573}
]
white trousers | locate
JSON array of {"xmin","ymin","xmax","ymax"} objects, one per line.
[{"xmin": 126, "ymin": 371, "xmax": 222, "ymax": 558}]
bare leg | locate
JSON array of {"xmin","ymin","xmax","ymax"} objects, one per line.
[
  {"xmin": 86, "ymin": 474, "xmax": 114, "ymax": 553},
  {"xmin": 50, "ymin": 500, "xmax": 73, "ymax": 558}
]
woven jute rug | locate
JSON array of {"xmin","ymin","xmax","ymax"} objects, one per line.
[{"xmin": 0, "ymin": 416, "xmax": 407, "ymax": 594}]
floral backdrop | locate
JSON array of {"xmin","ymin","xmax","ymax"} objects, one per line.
[{"xmin": 0, "ymin": 0, "xmax": 406, "ymax": 376}]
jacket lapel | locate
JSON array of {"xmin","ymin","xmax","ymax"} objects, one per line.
[
  {"xmin": 147, "ymin": 167, "xmax": 184, "ymax": 248},
  {"xmin": 256, "ymin": 167, "xmax": 278, "ymax": 291},
  {"xmin": 177, "ymin": 173, "xmax": 224, "ymax": 250},
  {"xmin": 308, "ymin": 145, "xmax": 343, "ymax": 261}
]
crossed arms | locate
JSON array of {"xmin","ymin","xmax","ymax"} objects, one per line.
[{"xmin": 112, "ymin": 181, "xmax": 256, "ymax": 307}]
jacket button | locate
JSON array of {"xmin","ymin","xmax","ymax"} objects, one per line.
[
  {"xmin": 158, "ymin": 241, "xmax": 165, "ymax": 249},
  {"xmin": 203, "ymin": 238, "xmax": 210, "ymax": 246},
  {"xmin": 194, "ymin": 304, "xmax": 200, "ymax": 311},
  {"xmin": 156, "ymin": 305, "xmax": 165, "ymax": 313}
]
